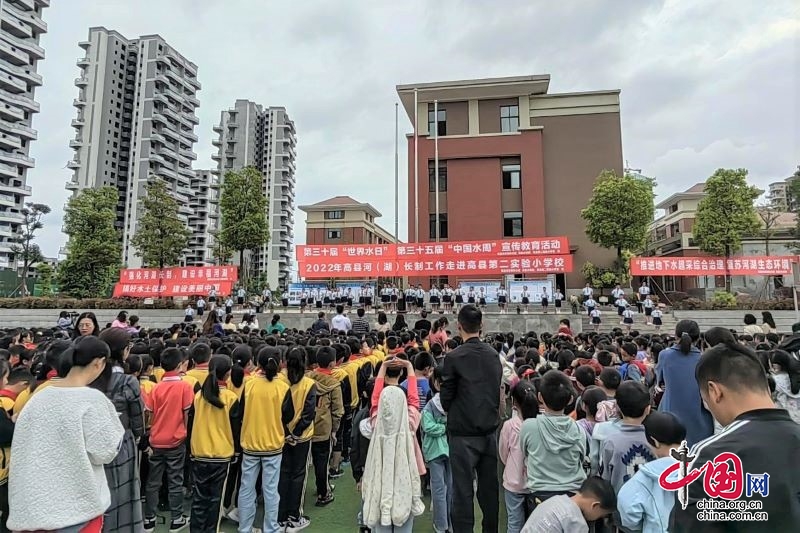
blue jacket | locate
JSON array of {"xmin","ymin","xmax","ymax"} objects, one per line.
[
  {"xmin": 617, "ymin": 457, "xmax": 676, "ymax": 533},
  {"xmin": 656, "ymin": 346, "xmax": 713, "ymax": 447}
]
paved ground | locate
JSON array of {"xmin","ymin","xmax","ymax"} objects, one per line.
[{"xmin": 155, "ymin": 461, "xmax": 507, "ymax": 532}]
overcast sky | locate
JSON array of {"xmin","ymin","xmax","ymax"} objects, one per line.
[{"xmin": 28, "ymin": 0, "xmax": 799, "ymax": 258}]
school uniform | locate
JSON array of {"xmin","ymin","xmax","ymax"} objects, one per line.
[
  {"xmin": 611, "ymin": 287, "xmax": 625, "ymax": 301},
  {"xmin": 429, "ymin": 288, "xmax": 441, "ymax": 306},
  {"xmin": 300, "ymin": 291, "xmax": 308, "ymax": 308},
  {"xmin": 540, "ymin": 292, "xmax": 549, "ymax": 308},
  {"xmin": 365, "ymin": 288, "xmax": 374, "ymax": 307},
  {"xmin": 416, "ymin": 288, "xmax": 425, "ymax": 309},
  {"xmin": 208, "ymin": 289, "xmax": 217, "ymax": 304},
  {"xmin": 225, "ymin": 299, "xmax": 233, "ymax": 315},
  {"xmin": 314, "ymin": 290, "xmax": 323, "ymax": 309},
  {"xmin": 622, "ymin": 309, "xmax": 634, "ymax": 326},
  {"xmin": 390, "ymin": 288, "xmax": 398, "ymax": 304},
  {"xmin": 467, "ymin": 290, "xmax": 476, "ymax": 305},
  {"xmin": 381, "ymin": 288, "xmax": 390, "ymax": 306},
  {"xmin": 281, "ymin": 292, "xmax": 289, "ymax": 308},
  {"xmin": 323, "ymin": 289, "xmax": 332, "ymax": 307},
  {"xmin": 651, "ymin": 309, "xmax": 663, "ymax": 326},
  {"xmin": 643, "ymin": 298, "xmax": 654, "ymax": 317},
  {"xmin": 553, "ymin": 291, "xmax": 563, "ymax": 309},
  {"xmin": 590, "ymin": 308, "xmax": 602, "ymax": 325},
  {"xmin": 582, "ymin": 286, "xmax": 594, "ymax": 302},
  {"xmin": 615, "ymin": 297, "xmax": 627, "ymax": 316},
  {"xmin": 190, "ymin": 385, "xmax": 241, "ymax": 532},
  {"xmin": 497, "ymin": 289, "xmax": 508, "ymax": 306},
  {"xmin": 196, "ymin": 299, "xmax": 206, "ymax": 317},
  {"xmin": 454, "ymin": 288, "xmax": 464, "ymax": 305},
  {"xmin": 585, "ymin": 298, "xmax": 597, "ymax": 316},
  {"xmin": 521, "ymin": 291, "xmax": 530, "ymax": 306},
  {"xmin": 346, "ymin": 289, "xmax": 354, "ymax": 307},
  {"xmin": 442, "ymin": 287, "xmax": 453, "ymax": 305},
  {"xmin": 478, "ymin": 291, "xmax": 487, "ymax": 307},
  {"xmin": 184, "ymin": 308, "xmax": 195, "ymax": 323},
  {"xmin": 237, "ymin": 289, "xmax": 246, "ymax": 306}
]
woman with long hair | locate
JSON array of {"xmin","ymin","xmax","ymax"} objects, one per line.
[
  {"xmin": 363, "ymin": 386, "xmax": 425, "ymax": 532},
  {"xmin": 769, "ymin": 349, "xmax": 800, "ymax": 424},
  {"xmin": 190, "ymin": 355, "xmax": 241, "ymax": 531},
  {"xmin": 111, "ymin": 311, "xmax": 129, "ymax": 329},
  {"xmin": 376, "ymin": 312, "xmax": 390, "ymax": 333},
  {"xmin": 762, "ymin": 311, "xmax": 778, "ymax": 335},
  {"xmin": 98, "ymin": 327, "xmax": 145, "ymax": 533},
  {"xmin": 655, "ymin": 320, "xmax": 713, "ymax": 446},
  {"xmin": 267, "ymin": 315, "xmax": 284, "ymax": 335},
  {"xmin": 237, "ymin": 346, "xmax": 294, "ymax": 533},
  {"xmin": 428, "ymin": 317, "xmax": 449, "ymax": 349},
  {"xmin": 202, "ymin": 311, "xmax": 223, "ymax": 336},
  {"xmin": 8, "ymin": 336, "xmax": 124, "ymax": 533},
  {"xmin": 75, "ymin": 312, "xmax": 100, "ymax": 338},
  {"xmin": 392, "ymin": 313, "xmax": 408, "ymax": 332},
  {"xmin": 277, "ymin": 347, "xmax": 317, "ymax": 530}
]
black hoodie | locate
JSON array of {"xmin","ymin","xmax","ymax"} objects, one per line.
[{"xmin": 670, "ymin": 408, "xmax": 800, "ymax": 532}]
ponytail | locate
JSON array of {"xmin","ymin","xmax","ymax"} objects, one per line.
[
  {"xmin": 675, "ymin": 319, "xmax": 700, "ymax": 354},
  {"xmin": 201, "ymin": 355, "xmax": 232, "ymax": 409},
  {"xmin": 230, "ymin": 345, "xmax": 253, "ymax": 389},
  {"xmin": 678, "ymin": 332, "xmax": 693, "ymax": 354},
  {"xmin": 257, "ymin": 345, "xmax": 281, "ymax": 381},
  {"xmin": 286, "ymin": 347, "xmax": 306, "ymax": 385}
]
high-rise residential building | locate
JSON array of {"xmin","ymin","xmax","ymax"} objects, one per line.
[
  {"xmin": 397, "ymin": 74, "xmax": 623, "ymax": 291},
  {"xmin": 0, "ymin": 0, "xmax": 48, "ymax": 269},
  {"xmin": 185, "ymin": 169, "xmax": 218, "ymax": 266},
  {"xmin": 212, "ymin": 99, "xmax": 296, "ymax": 289},
  {"xmin": 66, "ymin": 27, "xmax": 201, "ymax": 268}
]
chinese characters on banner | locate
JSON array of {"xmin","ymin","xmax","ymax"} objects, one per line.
[
  {"xmin": 296, "ymin": 237, "xmax": 573, "ymax": 279},
  {"xmin": 630, "ymin": 256, "xmax": 794, "ymax": 277},
  {"xmin": 113, "ymin": 266, "xmax": 239, "ymax": 297}
]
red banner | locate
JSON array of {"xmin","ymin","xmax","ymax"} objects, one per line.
[
  {"xmin": 119, "ymin": 266, "xmax": 238, "ymax": 284},
  {"xmin": 630, "ymin": 256, "xmax": 795, "ymax": 276},
  {"xmin": 113, "ymin": 281, "xmax": 234, "ymax": 298},
  {"xmin": 298, "ymin": 254, "xmax": 573, "ymax": 279}
]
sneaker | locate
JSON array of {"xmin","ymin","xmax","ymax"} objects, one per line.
[
  {"xmin": 143, "ymin": 517, "xmax": 156, "ymax": 533},
  {"xmin": 169, "ymin": 515, "xmax": 190, "ymax": 532},
  {"xmin": 329, "ymin": 468, "xmax": 344, "ymax": 479},
  {"xmin": 286, "ymin": 516, "xmax": 311, "ymax": 532},
  {"xmin": 315, "ymin": 492, "xmax": 335, "ymax": 507},
  {"xmin": 278, "ymin": 522, "xmax": 290, "ymax": 531},
  {"xmin": 225, "ymin": 507, "xmax": 240, "ymax": 523}
]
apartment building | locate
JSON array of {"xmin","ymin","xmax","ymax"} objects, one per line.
[
  {"xmin": 300, "ymin": 195, "xmax": 396, "ymax": 245},
  {"xmin": 185, "ymin": 169, "xmax": 218, "ymax": 266},
  {"xmin": 66, "ymin": 27, "xmax": 201, "ymax": 268},
  {"xmin": 0, "ymin": 0, "xmax": 48, "ymax": 269},
  {"xmin": 212, "ymin": 100, "xmax": 296, "ymax": 289},
  {"xmin": 396, "ymin": 75, "xmax": 623, "ymax": 290}
]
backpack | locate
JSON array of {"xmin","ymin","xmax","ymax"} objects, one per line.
[{"xmin": 620, "ymin": 360, "xmax": 648, "ymax": 383}]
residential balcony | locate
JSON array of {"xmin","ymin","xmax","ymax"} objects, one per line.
[
  {"xmin": 68, "ymin": 137, "xmax": 83, "ymax": 149},
  {"xmin": 0, "ymin": 72, "xmax": 25, "ymax": 93},
  {"xmin": 0, "ymin": 132, "xmax": 20, "ymax": 150},
  {"xmin": 76, "ymin": 56, "xmax": 90, "ymax": 67},
  {"xmin": 0, "ymin": 211, "xmax": 22, "ymax": 223},
  {"xmin": 4, "ymin": 2, "xmax": 46, "ymax": 34},
  {"xmin": 0, "ymin": 89, "xmax": 37, "ymax": 112},
  {"xmin": 66, "ymin": 158, "xmax": 80, "ymax": 169},
  {"xmin": 0, "ymin": 193, "xmax": 14, "ymax": 206},
  {"xmin": 0, "ymin": 103, "xmax": 22, "ymax": 122},
  {"xmin": 212, "ymin": 124, "xmax": 222, "ymax": 133},
  {"xmin": 0, "ymin": 10, "xmax": 32, "ymax": 39},
  {"xmin": 74, "ymin": 76, "xmax": 88, "ymax": 87},
  {"xmin": 211, "ymin": 152, "xmax": 221, "ymax": 161},
  {"xmin": 0, "ymin": 39, "xmax": 28, "ymax": 66},
  {"xmin": 0, "ymin": 181, "xmax": 30, "ymax": 195},
  {"xmin": 1, "ymin": 31, "xmax": 44, "ymax": 59},
  {"xmin": 211, "ymin": 138, "xmax": 221, "ymax": 147},
  {"xmin": 65, "ymin": 180, "xmax": 78, "ymax": 191},
  {"xmin": 183, "ymin": 112, "xmax": 199, "ymax": 125},
  {"xmin": 72, "ymin": 97, "xmax": 86, "ymax": 107},
  {"xmin": 183, "ymin": 130, "xmax": 198, "ymax": 142},
  {"xmin": 0, "ymin": 151, "xmax": 32, "ymax": 167},
  {"xmin": 70, "ymin": 117, "xmax": 84, "ymax": 128}
]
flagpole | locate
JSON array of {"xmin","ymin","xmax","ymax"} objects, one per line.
[
  {"xmin": 394, "ymin": 102, "xmax": 399, "ymax": 244},
  {"xmin": 434, "ymin": 99, "xmax": 440, "ymax": 242},
  {"xmin": 413, "ymin": 88, "xmax": 419, "ymax": 243}
]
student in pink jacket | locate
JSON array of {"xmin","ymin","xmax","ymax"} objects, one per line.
[{"xmin": 499, "ymin": 381, "xmax": 540, "ymax": 533}]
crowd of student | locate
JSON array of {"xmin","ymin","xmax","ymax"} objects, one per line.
[{"xmin": 1, "ymin": 301, "xmax": 799, "ymax": 533}]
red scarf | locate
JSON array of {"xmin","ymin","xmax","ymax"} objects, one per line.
[{"xmin": 0, "ymin": 389, "xmax": 17, "ymax": 401}]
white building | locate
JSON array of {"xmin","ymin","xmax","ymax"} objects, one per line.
[
  {"xmin": 0, "ymin": 0, "xmax": 48, "ymax": 269},
  {"xmin": 212, "ymin": 100, "xmax": 296, "ymax": 289},
  {"xmin": 66, "ymin": 27, "xmax": 201, "ymax": 268}
]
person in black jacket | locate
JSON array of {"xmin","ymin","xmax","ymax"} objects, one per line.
[
  {"xmin": 670, "ymin": 339, "xmax": 800, "ymax": 532},
  {"xmin": 440, "ymin": 304, "xmax": 503, "ymax": 533},
  {"xmin": 310, "ymin": 312, "xmax": 330, "ymax": 334},
  {"xmin": 350, "ymin": 378, "xmax": 375, "ymax": 533}
]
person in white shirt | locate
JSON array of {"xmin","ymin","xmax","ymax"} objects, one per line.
[
  {"xmin": 590, "ymin": 307, "xmax": 602, "ymax": 333},
  {"xmin": 637, "ymin": 281, "xmax": 650, "ymax": 313},
  {"xmin": 195, "ymin": 296, "xmax": 206, "ymax": 317},
  {"xmin": 442, "ymin": 284, "xmax": 453, "ymax": 313},
  {"xmin": 540, "ymin": 287, "xmax": 549, "ymax": 314},
  {"xmin": 429, "ymin": 285, "xmax": 441, "ymax": 313},
  {"xmin": 466, "ymin": 286, "xmax": 476, "ymax": 305},
  {"xmin": 262, "ymin": 287, "xmax": 272, "ymax": 304},
  {"xmin": 415, "ymin": 285, "xmax": 425, "ymax": 312},
  {"xmin": 404, "ymin": 287, "xmax": 416, "ymax": 312},
  {"xmin": 615, "ymin": 296, "xmax": 628, "ymax": 318},
  {"xmin": 225, "ymin": 296, "xmax": 234, "ymax": 315},
  {"xmin": 346, "ymin": 287, "xmax": 354, "ymax": 309},
  {"xmin": 584, "ymin": 297, "xmax": 597, "ymax": 317},
  {"xmin": 520, "ymin": 285, "xmax": 531, "ymax": 314},
  {"xmin": 324, "ymin": 287, "xmax": 334, "ymax": 310},
  {"xmin": 314, "ymin": 288, "xmax": 323, "ymax": 310},
  {"xmin": 582, "ymin": 283, "xmax": 594, "ymax": 303},
  {"xmin": 208, "ymin": 286, "xmax": 217, "ymax": 308},
  {"xmin": 184, "ymin": 304, "xmax": 195, "ymax": 323},
  {"xmin": 497, "ymin": 286, "xmax": 508, "ymax": 313},
  {"xmin": 237, "ymin": 287, "xmax": 246, "ymax": 308},
  {"xmin": 453, "ymin": 286, "xmax": 464, "ymax": 313},
  {"xmin": 651, "ymin": 307, "xmax": 663, "ymax": 331},
  {"xmin": 478, "ymin": 287, "xmax": 487, "ymax": 309},
  {"xmin": 622, "ymin": 306, "xmax": 635, "ymax": 333},
  {"xmin": 281, "ymin": 290, "xmax": 289, "ymax": 311},
  {"xmin": 389, "ymin": 284, "xmax": 398, "ymax": 313},
  {"xmin": 300, "ymin": 290, "xmax": 308, "ymax": 313},
  {"xmin": 643, "ymin": 295, "xmax": 654, "ymax": 325},
  {"xmin": 365, "ymin": 285, "xmax": 375, "ymax": 312},
  {"xmin": 553, "ymin": 287, "xmax": 564, "ymax": 314},
  {"xmin": 611, "ymin": 284, "xmax": 625, "ymax": 301},
  {"xmin": 331, "ymin": 304, "xmax": 352, "ymax": 332}
]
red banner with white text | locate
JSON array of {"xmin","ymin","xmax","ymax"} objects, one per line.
[
  {"xmin": 630, "ymin": 256, "xmax": 795, "ymax": 277},
  {"xmin": 113, "ymin": 266, "xmax": 239, "ymax": 297},
  {"xmin": 296, "ymin": 237, "xmax": 573, "ymax": 279}
]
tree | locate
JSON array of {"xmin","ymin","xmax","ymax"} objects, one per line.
[
  {"xmin": 36, "ymin": 262, "xmax": 54, "ymax": 296},
  {"xmin": 218, "ymin": 167, "xmax": 270, "ymax": 284},
  {"xmin": 581, "ymin": 170, "xmax": 655, "ymax": 265},
  {"xmin": 209, "ymin": 229, "xmax": 233, "ymax": 265},
  {"xmin": 581, "ymin": 261, "xmax": 618, "ymax": 296},
  {"xmin": 693, "ymin": 168, "xmax": 760, "ymax": 291},
  {"xmin": 9, "ymin": 202, "xmax": 50, "ymax": 296},
  {"xmin": 58, "ymin": 187, "xmax": 122, "ymax": 298},
  {"xmin": 130, "ymin": 178, "xmax": 191, "ymax": 271}
]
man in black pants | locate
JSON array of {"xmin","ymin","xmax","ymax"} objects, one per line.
[{"xmin": 440, "ymin": 305, "xmax": 503, "ymax": 533}]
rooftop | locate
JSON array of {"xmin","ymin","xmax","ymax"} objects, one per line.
[
  {"xmin": 655, "ymin": 183, "xmax": 707, "ymax": 209},
  {"xmin": 299, "ymin": 195, "xmax": 382, "ymax": 217}
]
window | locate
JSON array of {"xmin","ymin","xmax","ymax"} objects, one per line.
[
  {"xmin": 428, "ymin": 161, "xmax": 447, "ymax": 192},
  {"xmin": 324, "ymin": 210, "xmax": 344, "ymax": 220},
  {"xmin": 502, "ymin": 164, "xmax": 521, "ymax": 189},
  {"xmin": 429, "ymin": 213, "xmax": 448, "ymax": 239},
  {"xmin": 500, "ymin": 105, "xmax": 519, "ymax": 132},
  {"xmin": 503, "ymin": 211, "xmax": 523, "ymax": 237},
  {"xmin": 427, "ymin": 105, "xmax": 446, "ymax": 137},
  {"xmin": 327, "ymin": 229, "xmax": 342, "ymax": 240}
]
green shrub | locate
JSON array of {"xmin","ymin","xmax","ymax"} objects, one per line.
[
  {"xmin": 0, "ymin": 297, "xmax": 181, "ymax": 310},
  {"xmin": 711, "ymin": 291, "xmax": 737, "ymax": 309}
]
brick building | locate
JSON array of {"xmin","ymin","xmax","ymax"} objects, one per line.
[{"xmin": 300, "ymin": 195, "xmax": 396, "ymax": 246}]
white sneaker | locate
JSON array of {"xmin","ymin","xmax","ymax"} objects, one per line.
[
  {"xmin": 225, "ymin": 507, "xmax": 240, "ymax": 523},
  {"xmin": 286, "ymin": 516, "xmax": 311, "ymax": 532}
]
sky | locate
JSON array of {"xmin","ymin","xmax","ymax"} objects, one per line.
[{"xmin": 27, "ymin": 0, "xmax": 800, "ymax": 258}]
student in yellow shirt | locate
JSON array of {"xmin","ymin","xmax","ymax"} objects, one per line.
[
  {"xmin": 0, "ymin": 368, "xmax": 32, "ymax": 415},
  {"xmin": 13, "ymin": 340, "xmax": 71, "ymax": 415},
  {"xmin": 189, "ymin": 355, "xmax": 241, "ymax": 532},
  {"xmin": 237, "ymin": 346, "xmax": 294, "ymax": 533},
  {"xmin": 186, "ymin": 343, "xmax": 212, "ymax": 384},
  {"xmin": 277, "ymin": 347, "xmax": 317, "ymax": 530}
]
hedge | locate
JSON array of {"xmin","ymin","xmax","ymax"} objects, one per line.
[{"xmin": 0, "ymin": 297, "xmax": 181, "ymax": 310}]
